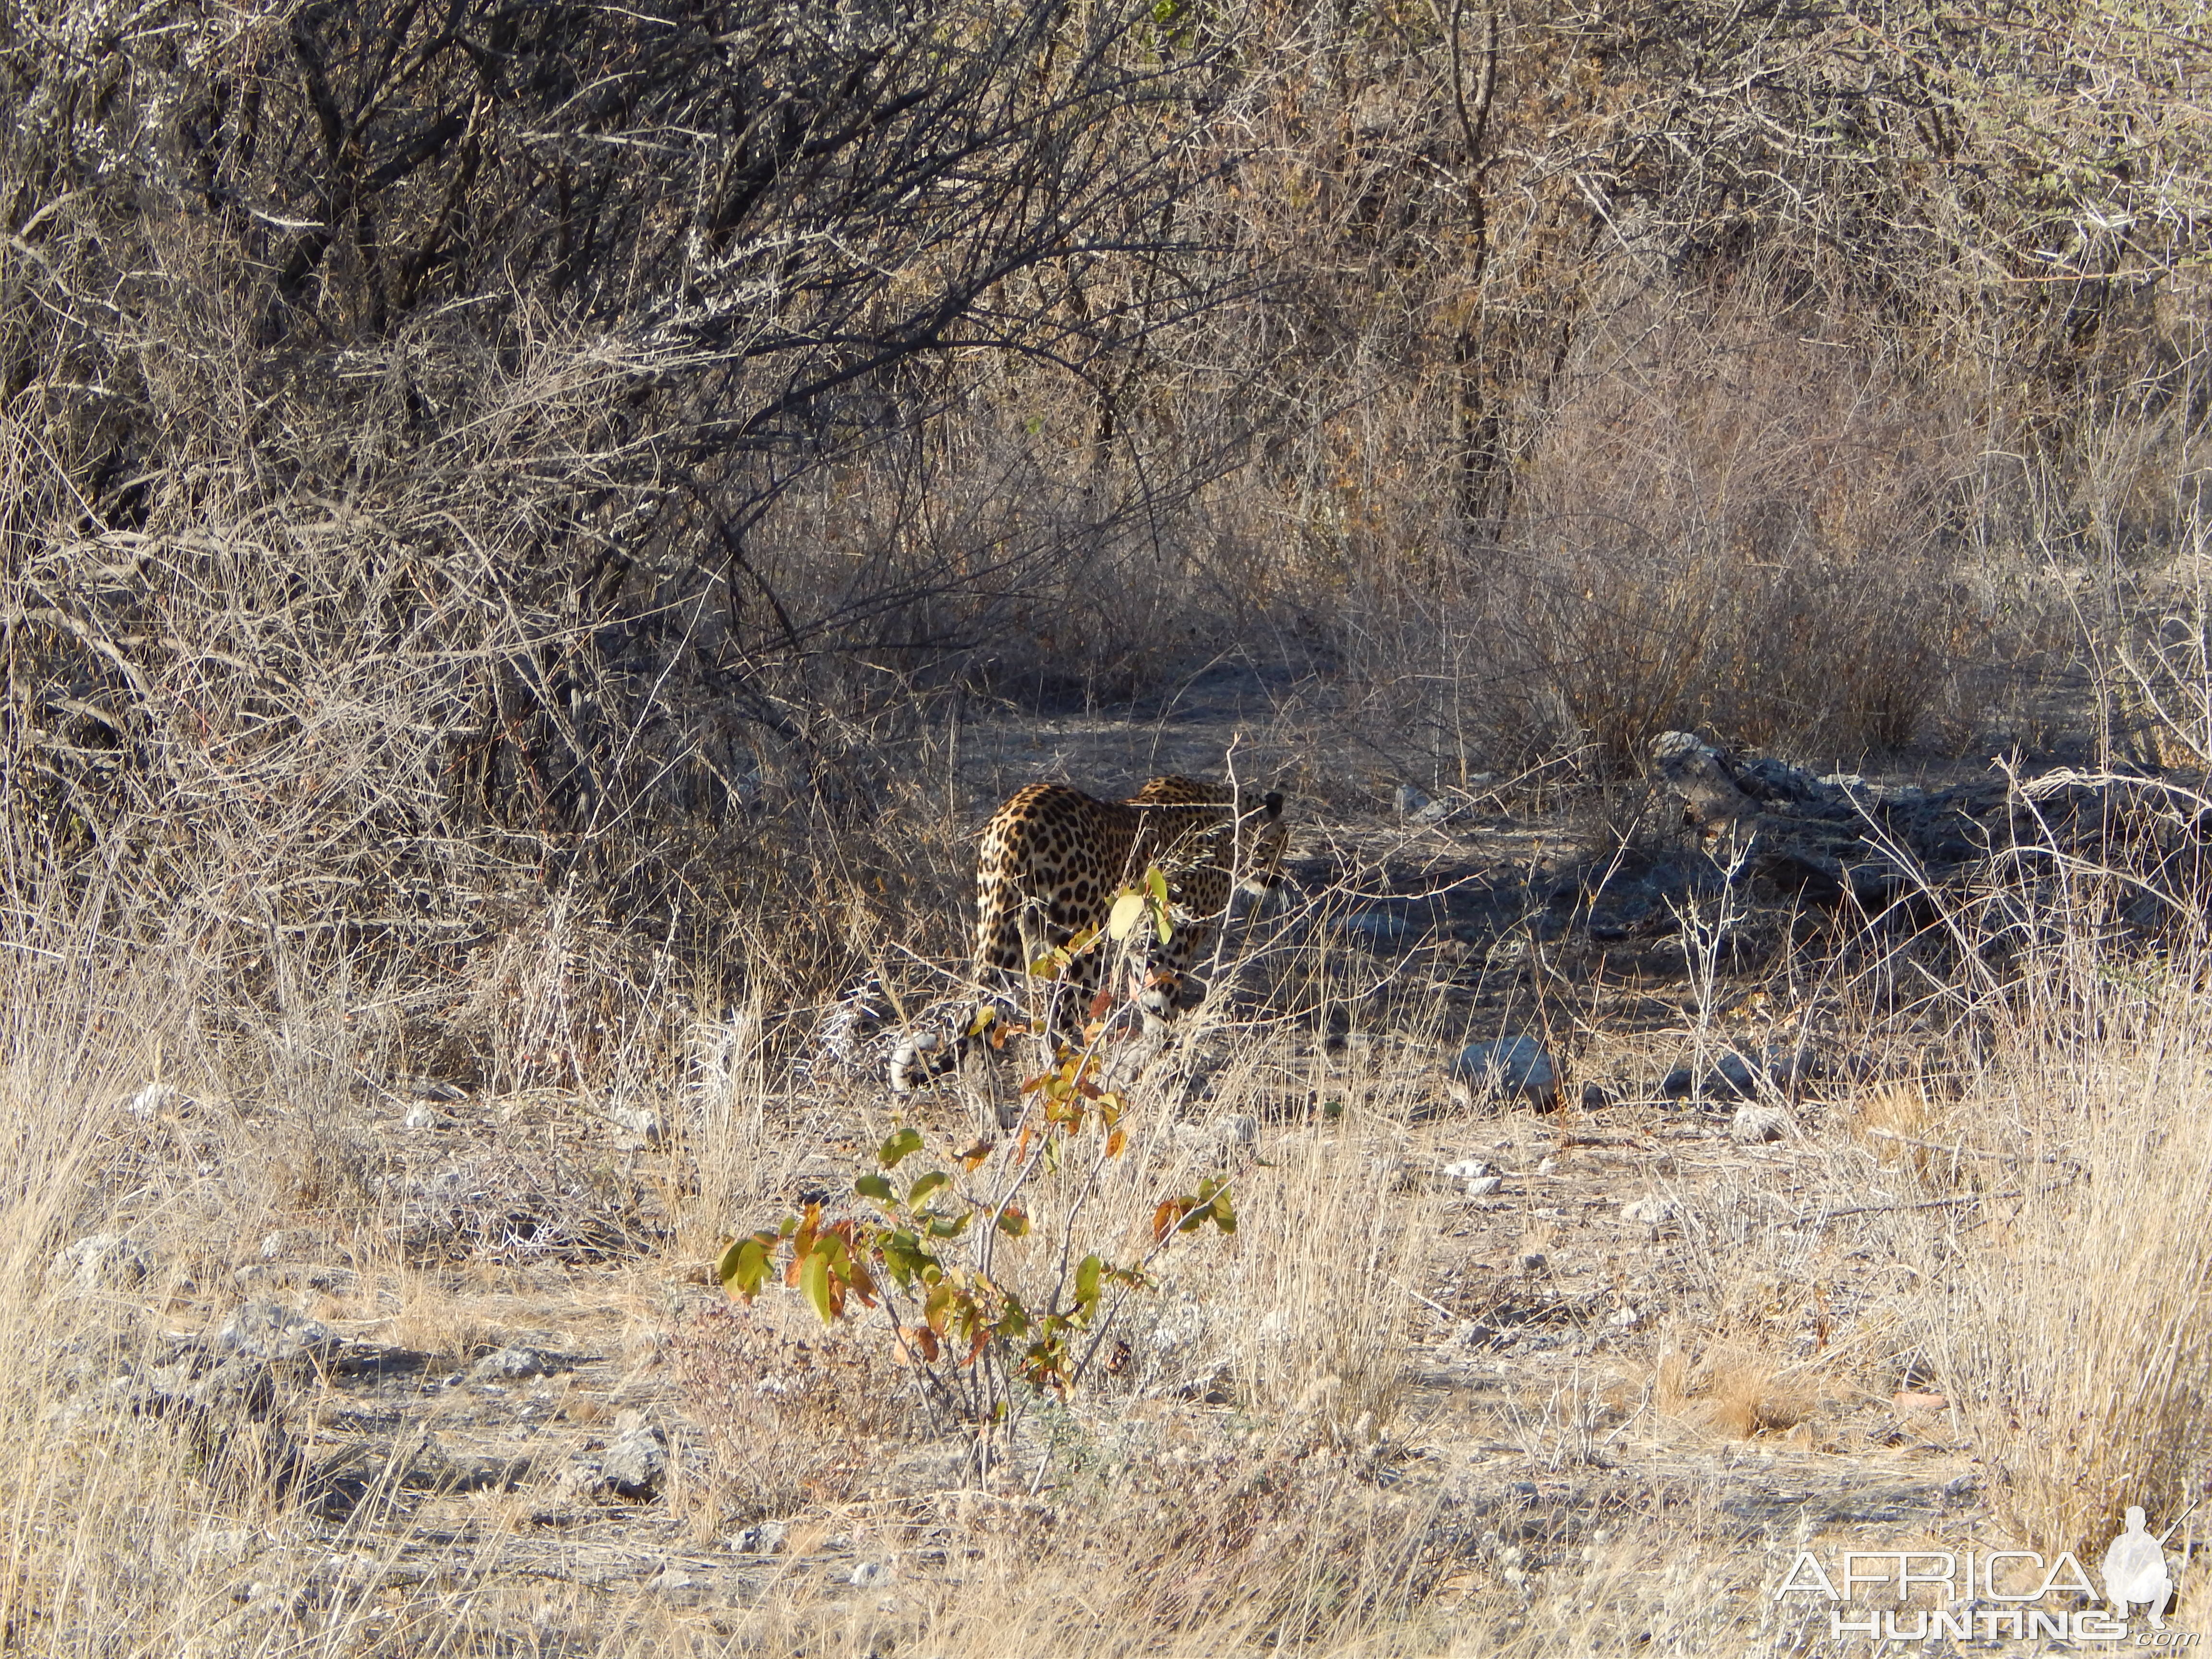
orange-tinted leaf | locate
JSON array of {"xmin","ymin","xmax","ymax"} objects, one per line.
[
  {"xmin": 956, "ymin": 1138, "xmax": 994, "ymax": 1170},
  {"xmin": 1106, "ymin": 1126, "xmax": 1127, "ymax": 1156},
  {"xmin": 1087, "ymin": 989, "xmax": 1115, "ymax": 1020},
  {"xmin": 845, "ymin": 1251, "xmax": 879, "ymax": 1306}
]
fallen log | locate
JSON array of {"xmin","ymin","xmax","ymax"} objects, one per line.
[{"xmin": 1647, "ymin": 731, "xmax": 2202, "ymax": 909}]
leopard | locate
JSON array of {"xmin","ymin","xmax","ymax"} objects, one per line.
[{"xmin": 889, "ymin": 775, "xmax": 1287, "ymax": 1093}]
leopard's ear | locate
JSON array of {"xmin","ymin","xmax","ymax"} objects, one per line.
[{"xmin": 1262, "ymin": 791, "xmax": 1284, "ymax": 818}]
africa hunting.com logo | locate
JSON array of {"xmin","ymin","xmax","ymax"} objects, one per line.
[{"xmin": 1775, "ymin": 1504, "xmax": 2193, "ymax": 1645}]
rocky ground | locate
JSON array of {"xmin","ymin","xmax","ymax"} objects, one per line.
[{"xmin": 53, "ymin": 714, "xmax": 2094, "ymax": 1655}]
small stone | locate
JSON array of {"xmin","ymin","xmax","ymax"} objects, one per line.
[
  {"xmin": 1450, "ymin": 1036, "xmax": 1560, "ymax": 1110},
  {"xmin": 1441, "ymin": 1158, "xmax": 1490, "ymax": 1180},
  {"xmin": 52, "ymin": 1233, "xmax": 153, "ymax": 1291},
  {"xmin": 1729, "ymin": 1103, "xmax": 1792, "ymax": 1143},
  {"xmin": 1394, "ymin": 784, "xmax": 1431, "ymax": 817},
  {"xmin": 1621, "ymin": 1197, "xmax": 1677, "ymax": 1225},
  {"xmin": 597, "ymin": 1422, "xmax": 667, "ymax": 1500},
  {"xmin": 1464, "ymin": 1175, "xmax": 1504, "ymax": 1196},
  {"xmin": 611, "ymin": 1106, "xmax": 664, "ymax": 1144},
  {"xmin": 1341, "ymin": 910, "xmax": 1413, "ymax": 944},
  {"xmin": 1535, "ymin": 1156, "xmax": 1559, "ymax": 1175},
  {"xmin": 402, "ymin": 1104, "xmax": 443, "ymax": 1130},
  {"xmin": 1517, "ymin": 1250, "xmax": 1548, "ymax": 1272},
  {"xmin": 1763, "ymin": 1042, "xmax": 1819, "ymax": 1088},
  {"xmin": 728, "ymin": 1521, "xmax": 789, "ymax": 1555},
  {"xmin": 1580, "ymin": 1082, "xmax": 1614, "ymax": 1110},
  {"xmin": 1606, "ymin": 1306, "xmax": 1641, "ymax": 1328},
  {"xmin": 1663, "ymin": 1052, "xmax": 1783, "ymax": 1103},
  {"xmin": 1215, "ymin": 1114, "xmax": 1258, "ymax": 1146},
  {"xmin": 1892, "ymin": 1390, "xmax": 1949, "ymax": 1414},
  {"xmin": 121, "ymin": 1082, "xmax": 195, "ymax": 1120},
  {"xmin": 471, "ymin": 1346, "xmax": 559, "ymax": 1382},
  {"xmin": 849, "ymin": 1560, "xmax": 892, "ymax": 1587},
  {"xmin": 214, "ymin": 1302, "xmax": 341, "ymax": 1363},
  {"xmin": 1712, "ymin": 1053, "xmax": 1762, "ymax": 1096}
]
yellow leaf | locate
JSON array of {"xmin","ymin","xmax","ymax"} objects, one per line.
[{"xmin": 1106, "ymin": 892, "xmax": 1148, "ymax": 941}]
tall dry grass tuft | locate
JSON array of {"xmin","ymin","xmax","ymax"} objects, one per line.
[
  {"xmin": 1910, "ymin": 625, "xmax": 2212, "ymax": 1552},
  {"xmin": 1919, "ymin": 1022, "xmax": 2212, "ymax": 1555}
]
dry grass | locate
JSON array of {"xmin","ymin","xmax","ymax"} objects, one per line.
[{"xmin": 4, "ymin": 0, "xmax": 2212, "ymax": 1647}]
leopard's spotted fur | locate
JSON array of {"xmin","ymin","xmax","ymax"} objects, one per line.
[{"xmin": 890, "ymin": 775, "xmax": 1286, "ymax": 1091}]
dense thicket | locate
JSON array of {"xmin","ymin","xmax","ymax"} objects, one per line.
[{"xmin": 3, "ymin": 0, "xmax": 2207, "ymax": 1045}]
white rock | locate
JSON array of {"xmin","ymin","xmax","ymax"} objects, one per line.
[
  {"xmin": 1215, "ymin": 1114, "xmax": 1258, "ymax": 1146},
  {"xmin": 403, "ymin": 1104, "xmax": 442, "ymax": 1130},
  {"xmin": 471, "ymin": 1345, "xmax": 559, "ymax": 1382},
  {"xmin": 1607, "ymin": 1306, "xmax": 1641, "ymax": 1328},
  {"xmin": 52, "ymin": 1233, "xmax": 152, "ymax": 1290},
  {"xmin": 611, "ymin": 1106, "xmax": 664, "ymax": 1144},
  {"xmin": 216, "ymin": 1301, "xmax": 341, "ymax": 1362},
  {"xmin": 1464, "ymin": 1176, "xmax": 1504, "ymax": 1196},
  {"xmin": 1441, "ymin": 1158, "xmax": 1490, "ymax": 1179},
  {"xmin": 597, "ymin": 1422, "xmax": 667, "ymax": 1499},
  {"xmin": 1451, "ymin": 1036, "xmax": 1560, "ymax": 1110},
  {"xmin": 1621, "ymin": 1197, "xmax": 1677, "ymax": 1225},
  {"xmin": 1729, "ymin": 1103, "xmax": 1792, "ymax": 1144},
  {"xmin": 122, "ymin": 1082, "xmax": 194, "ymax": 1119},
  {"xmin": 1341, "ymin": 910, "xmax": 1414, "ymax": 944}
]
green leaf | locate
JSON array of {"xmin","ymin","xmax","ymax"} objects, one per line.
[
  {"xmin": 1211, "ymin": 1189, "xmax": 1237, "ymax": 1234},
  {"xmin": 878, "ymin": 1127, "xmax": 924, "ymax": 1168},
  {"xmin": 717, "ymin": 1236, "xmax": 770, "ymax": 1301},
  {"xmin": 798, "ymin": 1247, "xmax": 834, "ymax": 1324},
  {"xmin": 995, "ymin": 1207, "xmax": 1030, "ymax": 1237},
  {"xmin": 1075, "ymin": 1254, "xmax": 1103, "ymax": 1310},
  {"xmin": 854, "ymin": 1173, "xmax": 894, "ymax": 1203},
  {"xmin": 1106, "ymin": 891, "xmax": 1148, "ymax": 941},
  {"xmin": 926, "ymin": 1213, "xmax": 972, "ymax": 1239},
  {"xmin": 908, "ymin": 1169, "xmax": 950, "ymax": 1205}
]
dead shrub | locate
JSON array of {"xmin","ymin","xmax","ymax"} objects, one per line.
[
  {"xmin": 1494, "ymin": 279, "xmax": 1986, "ymax": 768},
  {"xmin": 670, "ymin": 1297, "xmax": 929, "ymax": 1524},
  {"xmin": 1653, "ymin": 1342, "xmax": 1820, "ymax": 1441}
]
